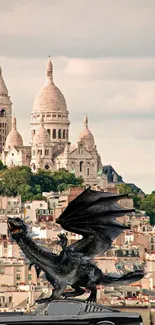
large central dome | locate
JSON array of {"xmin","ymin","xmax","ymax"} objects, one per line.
[{"xmin": 33, "ymin": 58, "xmax": 67, "ymax": 112}]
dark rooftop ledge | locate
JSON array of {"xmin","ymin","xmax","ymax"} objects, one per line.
[{"xmin": 0, "ymin": 299, "xmax": 143, "ymax": 324}]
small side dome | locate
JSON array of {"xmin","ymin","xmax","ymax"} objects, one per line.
[
  {"xmin": 5, "ymin": 117, "xmax": 23, "ymax": 149},
  {"xmin": 33, "ymin": 115, "xmax": 50, "ymax": 144},
  {"xmin": 78, "ymin": 115, "xmax": 95, "ymax": 150}
]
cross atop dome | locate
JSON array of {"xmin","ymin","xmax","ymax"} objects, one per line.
[
  {"xmin": 84, "ymin": 114, "xmax": 88, "ymax": 129},
  {"xmin": 46, "ymin": 56, "xmax": 53, "ymax": 79}
]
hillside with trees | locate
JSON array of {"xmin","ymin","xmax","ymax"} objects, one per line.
[
  {"xmin": 0, "ymin": 163, "xmax": 83, "ymax": 202},
  {"xmin": 117, "ymin": 183, "xmax": 155, "ymax": 225},
  {"xmin": 0, "ymin": 160, "xmax": 155, "ymax": 225}
]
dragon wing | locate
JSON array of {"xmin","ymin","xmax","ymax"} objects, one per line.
[{"xmin": 56, "ymin": 187, "xmax": 134, "ymax": 258}]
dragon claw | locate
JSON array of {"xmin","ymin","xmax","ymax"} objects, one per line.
[
  {"xmin": 54, "ymin": 233, "xmax": 68, "ymax": 249},
  {"xmin": 58, "ymin": 233, "xmax": 67, "ymax": 240}
]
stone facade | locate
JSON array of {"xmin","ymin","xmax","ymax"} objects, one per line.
[{"xmin": 1, "ymin": 58, "xmax": 105, "ymax": 187}]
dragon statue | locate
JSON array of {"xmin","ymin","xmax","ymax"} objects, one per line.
[{"xmin": 7, "ymin": 187, "xmax": 145, "ymax": 304}]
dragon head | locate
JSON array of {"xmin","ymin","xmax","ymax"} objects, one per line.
[{"xmin": 7, "ymin": 217, "xmax": 27, "ymax": 239}]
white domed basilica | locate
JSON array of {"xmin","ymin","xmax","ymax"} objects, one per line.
[{"xmin": 1, "ymin": 58, "xmax": 105, "ymax": 187}]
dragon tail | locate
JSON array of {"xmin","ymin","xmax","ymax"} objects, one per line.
[{"xmin": 100, "ymin": 270, "xmax": 144, "ymax": 287}]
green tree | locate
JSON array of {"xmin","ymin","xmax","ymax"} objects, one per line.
[
  {"xmin": 0, "ymin": 166, "xmax": 32, "ymax": 197},
  {"xmin": 140, "ymin": 193, "xmax": 155, "ymax": 225},
  {"xmin": 132, "ymin": 194, "xmax": 142, "ymax": 210},
  {"xmin": 52, "ymin": 169, "xmax": 83, "ymax": 191},
  {"xmin": 0, "ymin": 160, "xmax": 7, "ymax": 170},
  {"xmin": 116, "ymin": 183, "xmax": 132, "ymax": 195},
  {"xmin": 32, "ymin": 170, "xmax": 56, "ymax": 192},
  {"xmin": 18, "ymin": 184, "xmax": 34, "ymax": 202},
  {"xmin": 116, "ymin": 183, "xmax": 142, "ymax": 210},
  {"xmin": 0, "ymin": 166, "xmax": 84, "ymax": 201}
]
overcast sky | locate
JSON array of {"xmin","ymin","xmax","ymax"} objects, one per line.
[{"xmin": 0, "ymin": 0, "xmax": 155, "ymax": 193}]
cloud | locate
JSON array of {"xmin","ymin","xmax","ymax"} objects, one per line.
[
  {"xmin": 1, "ymin": 56, "xmax": 155, "ymax": 122},
  {"xmin": 64, "ymin": 58, "xmax": 155, "ymax": 81},
  {"xmin": 0, "ymin": 0, "xmax": 155, "ymax": 58}
]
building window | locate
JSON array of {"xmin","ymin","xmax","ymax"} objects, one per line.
[
  {"xmin": 28, "ymin": 274, "xmax": 32, "ymax": 280},
  {"xmin": 79, "ymin": 144, "xmax": 83, "ymax": 155},
  {"xmin": 58, "ymin": 115, "xmax": 61, "ymax": 118},
  {"xmin": 38, "ymin": 149, "xmax": 42, "ymax": 155},
  {"xmin": 53, "ymin": 129, "xmax": 56, "ymax": 139},
  {"xmin": 47, "ymin": 129, "xmax": 50, "ymax": 136},
  {"xmin": 45, "ymin": 150, "xmax": 49, "ymax": 156},
  {"xmin": 0, "ymin": 268, "xmax": 4, "ymax": 274},
  {"xmin": 80, "ymin": 161, "xmax": 83, "ymax": 172},
  {"xmin": 0, "ymin": 109, "xmax": 6, "ymax": 117},
  {"xmin": 58, "ymin": 129, "xmax": 61, "ymax": 139},
  {"xmin": 33, "ymin": 150, "xmax": 35, "ymax": 156},
  {"xmin": 52, "ymin": 114, "xmax": 56, "ymax": 118},
  {"xmin": 66, "ymin": 130, "xmax": 68, "ymax": 139},
  {"xmin": 45, "ymin": 164, "xmax": 50, "ymax": 170},
  {"xmin": 87, "ymin": 167, "xmax": 89, "ymax": 176},
  {"xmin": 63, "ymin": 130, "xmax": 65, "ymax": 139},
  {"xmin": 16, "ymin": 274, "xmax": 20, "ymax": 280}
]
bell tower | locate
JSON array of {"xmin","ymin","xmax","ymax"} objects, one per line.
[{"xmin": 0, "ymin": 67, "xmax": 12, "ymax": 153}]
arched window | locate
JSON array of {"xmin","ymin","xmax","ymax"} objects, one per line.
[
  {"xmin": 80, "ymin": 161, "xmax": 83, "ymax": 173},
  {"xmin": 53, "ymin": 129, "xmax": 56, "ymax": 139},
  {"xmin": 71, "ymin": 162, "xmax": 75, "ymax": 173},
  {"xmin": 79, "ymin": 144, "xmax": 83, "ymax": 155},
  {"xmin": 66, "ymin": 129, "xmax": 68, "ymax": 139},
  {"xmin": 58, "ymin": 129, "xmax": 61, "ymax": 139},
  {"xmin": 0, "ymin": 109, "xmax": 6, "ymax": 117},
  {"xmin": 45, "ymin": 164, "xmax": 50, "ymax": 170},
  {"xmin": 47, "ymin": 129, "xmax": 50, "ymax": 136},
  {"xmin": 87, "ymin": 162, "xmax": 90, "ymax": 176},
  {"xmin": 63, "ymin": 129, "xmax": 65, "ymax": 139},
  {"xmin": 32, "ymin": 164, "xmax": 36, "ymax": 170}
]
